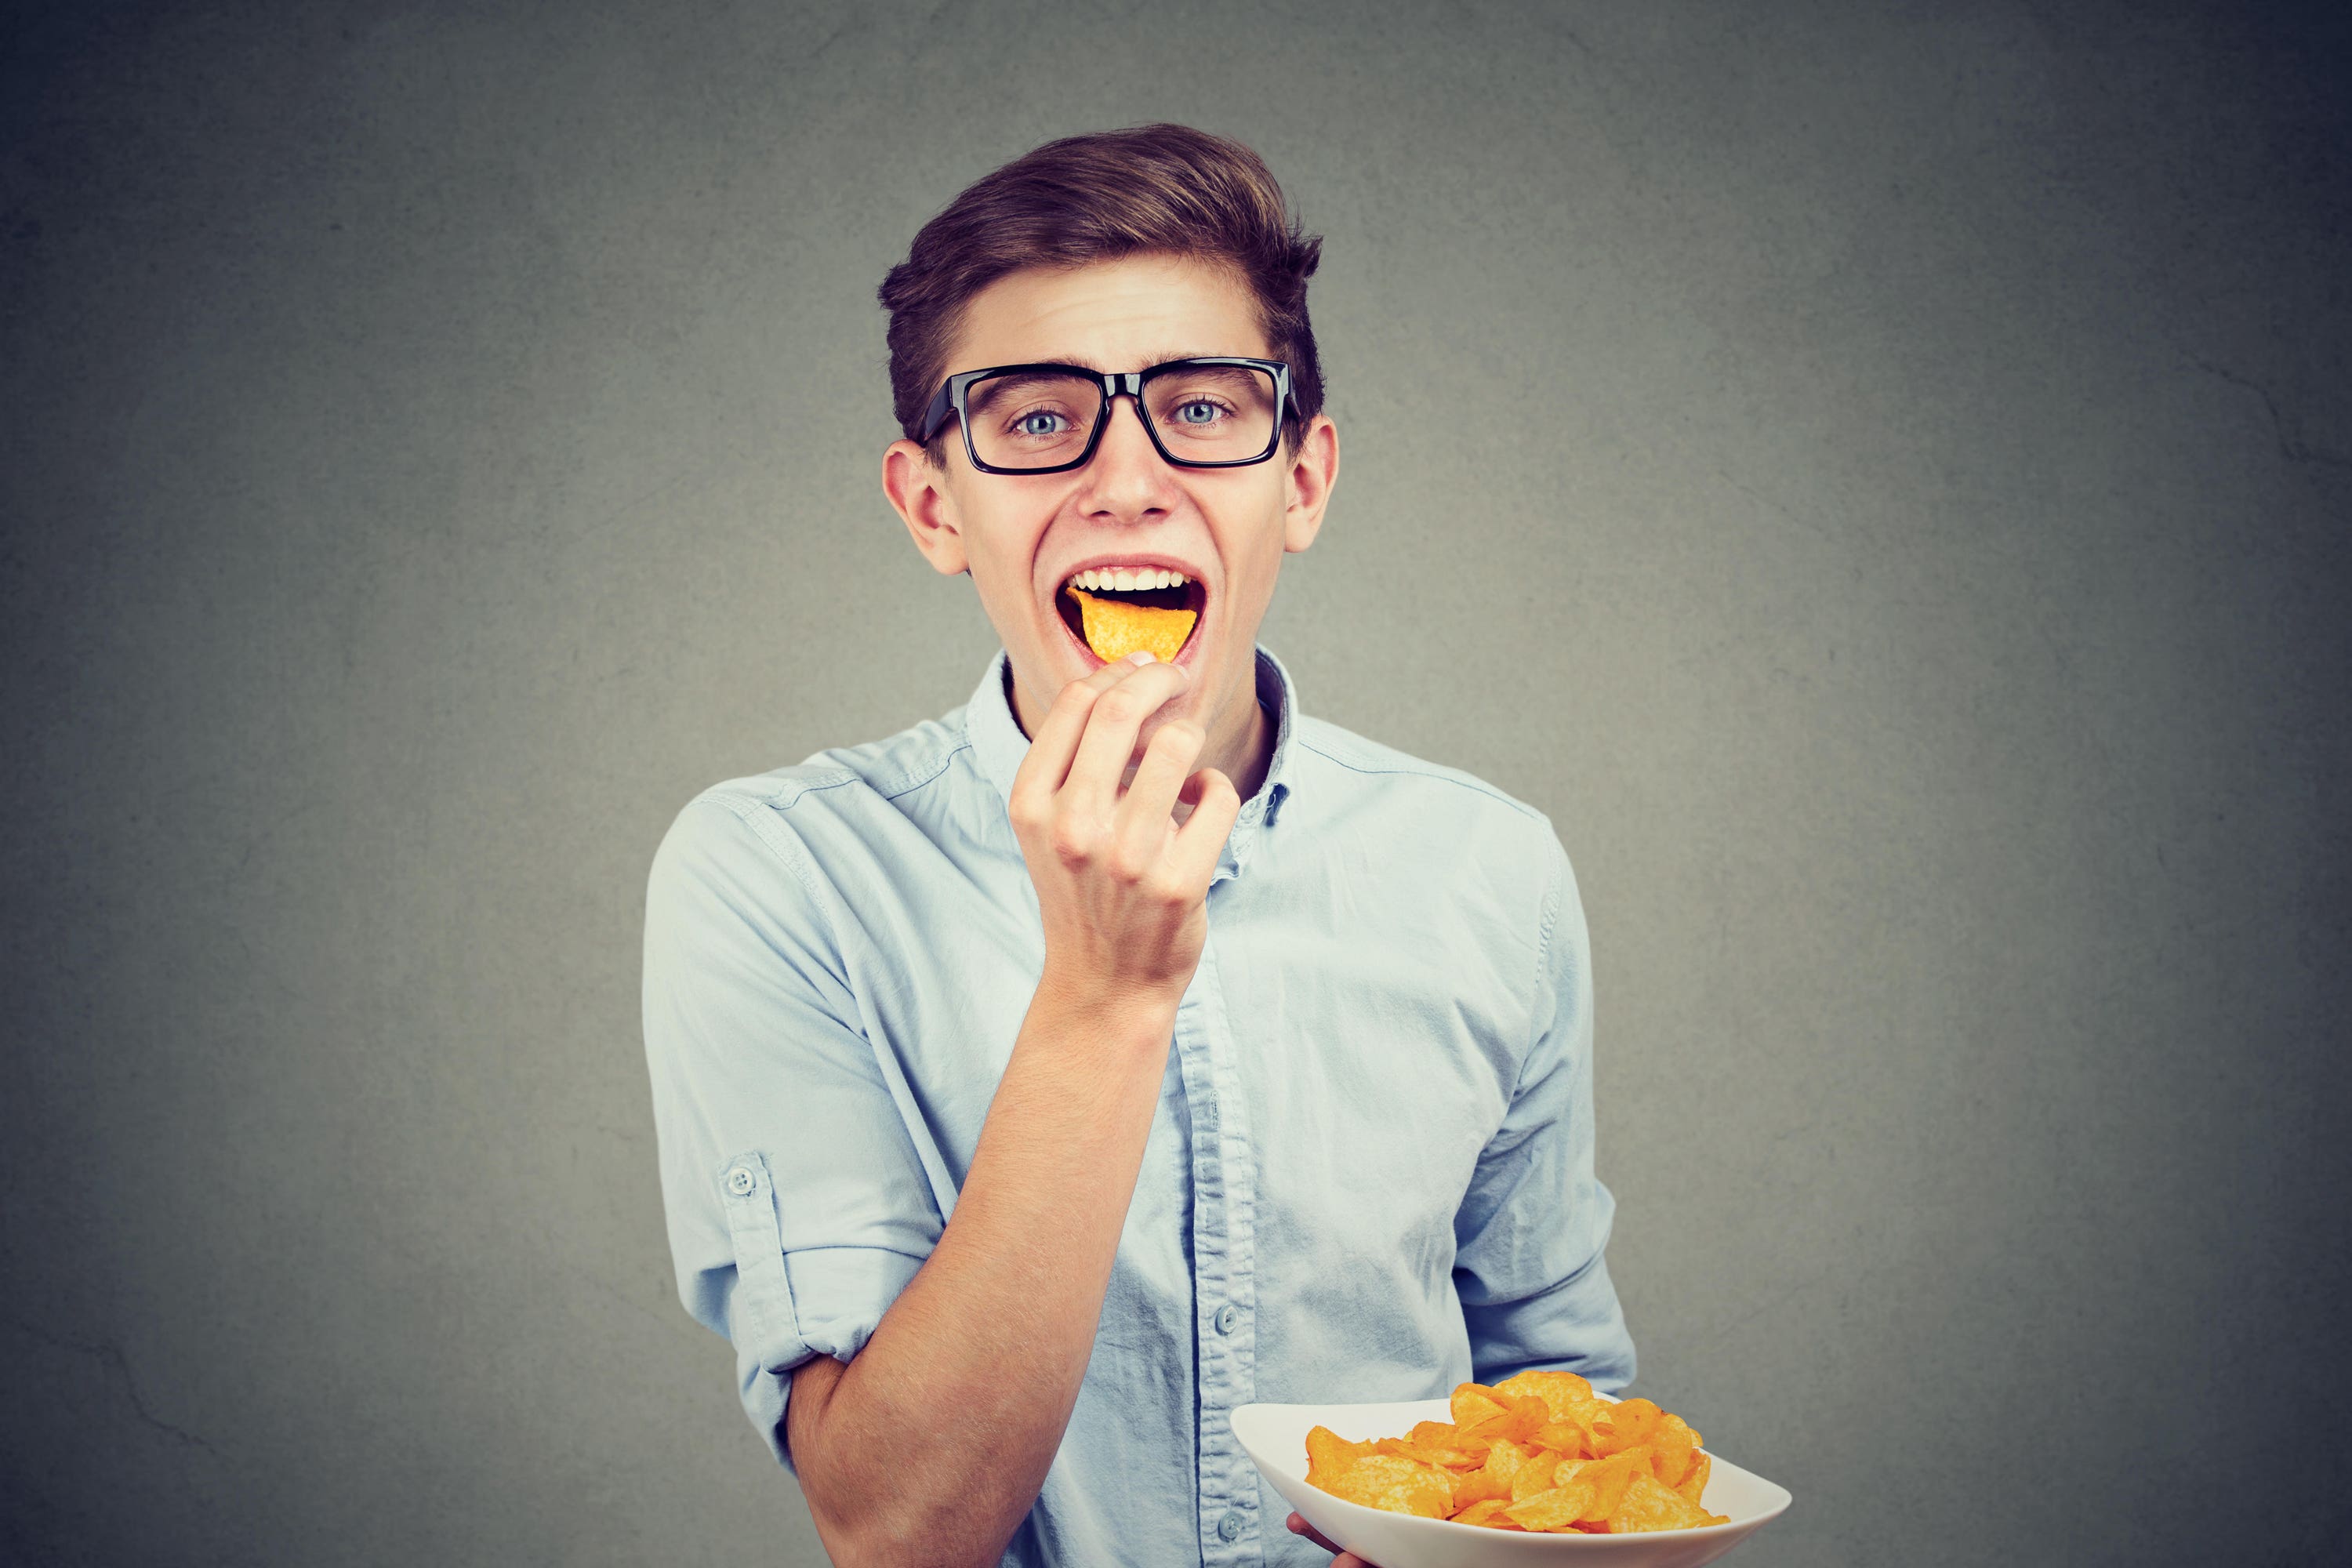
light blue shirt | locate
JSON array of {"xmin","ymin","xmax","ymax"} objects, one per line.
[{"xmin": 642, "ymin": 646, "xmax": 1633, "ymax": 1567}]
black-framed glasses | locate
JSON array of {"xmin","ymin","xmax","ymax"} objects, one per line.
[{"xmin": 916, "ymin": 357, "xmax": 1298, "ymax": 475}]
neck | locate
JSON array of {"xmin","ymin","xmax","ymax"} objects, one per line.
[{"xmin": 1211, "ymin": 685, "xmax": 1274, "ymax": 805}]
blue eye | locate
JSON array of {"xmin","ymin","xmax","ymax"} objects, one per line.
[
  {"xmin": 1017, "ymin": 411, "xmax": 1068, "ymax": 437},
  {"xmin": 1174, "ymin": 401, "xmax": 1222, "ymax": 426}
]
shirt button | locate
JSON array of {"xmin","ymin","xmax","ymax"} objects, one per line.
[
  {"xmin": 1217, "ymin": 1509, "xmax": 1245, "ymax": 1543},
  {"xmin": 1214, "ymin": 1304, "xmax": 1241, "ymax": 1335},
  {"xmin": 726, "ymin": 1166, "xmax": 756, "ymax": 1196}
]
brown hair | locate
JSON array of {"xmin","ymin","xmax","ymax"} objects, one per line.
[{"xmin": 878, "ymin": 124, "xmax": 1325, "ymax": 459}]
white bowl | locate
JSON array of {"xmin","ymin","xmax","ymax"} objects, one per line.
[{"xmin": 1231, "ymin": 1398, "xmax": 1793, "ymax": 1568}]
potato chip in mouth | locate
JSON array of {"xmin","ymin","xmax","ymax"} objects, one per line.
[{"xmin": 1067, "ymin": 586, "xmax": 1198, "ymax": 664}]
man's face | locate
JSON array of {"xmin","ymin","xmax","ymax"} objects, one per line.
[{"xmin": 884, "ymin": 253, "xmax": 1338, "ymax": 769}]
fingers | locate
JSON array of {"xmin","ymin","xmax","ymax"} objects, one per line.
[
  {"xmin": 1285, "ymin": 1512, "xmax": 1374, "ymax": 1564},
  {"xmin": 1008, "ymin": 652, "xmax": 1156, "ymax": 822},
  {"xmin": 1114, "ymin": 716, "xmax": 1207, "ymax": 858},
  {"xmin": 1286, "ymin": 1512, "xmax": 1337, "ymax": 1552},
  {"xmin": 1167, "ymin": 767, "xmax": 1241, "ymax": 885},
  {"xmin": 1062, "ymin": 658, "xmax": 1189, "ymax": 818},
  {"xmin": 1005, "ymin": 652, "xmax": 1233, "ymax": 906}
]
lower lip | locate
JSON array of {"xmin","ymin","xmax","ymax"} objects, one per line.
[{"xmin": 1055, "ymin": 587, "xmax": 1207, "ymax": 672}]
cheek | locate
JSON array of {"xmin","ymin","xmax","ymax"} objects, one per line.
[
  {"xmin": 1205, "ymin": 501, "xmax": 1289, "ymax": 602},
  {"xmin": 964, "ymin": 495, "xmax": 1065, "ymax": 577},
  {"xmin": 961, "ymin": 524, "xmax": 1036, "ymax": 595},
  {"xmin": 1225, "ymin": 543, "xmax": 1285, "ymax": 615}
]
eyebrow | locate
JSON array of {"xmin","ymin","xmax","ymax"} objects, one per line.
[{"xmin": 1005, "ymin": 350, "xmax": 1244, "ymax": 372}]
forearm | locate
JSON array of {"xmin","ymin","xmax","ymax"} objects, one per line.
[{"xmin": 793, "ymin": 974, "xmax": 1176, "ymax": 1568}]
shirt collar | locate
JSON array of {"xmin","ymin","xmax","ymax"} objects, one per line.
[{"xmin": 964, "ymin": 646, "xmax": 1299, "ymax": 880}]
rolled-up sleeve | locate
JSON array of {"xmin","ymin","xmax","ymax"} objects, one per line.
[
  {"xmin": 642, "ymin": 794, "xmax": 941, "ymax": 1466},
  {"xmin": 1451, "ymin": 831, "xmax": 1636, "ymax": 1395}
]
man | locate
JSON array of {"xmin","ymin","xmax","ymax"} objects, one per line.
[{"xmin": 643, "ymin": 125, "xmax": 1633, "ymax": 1568}]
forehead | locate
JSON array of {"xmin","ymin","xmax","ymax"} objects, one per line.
[{"xmin": 946, "ymin": 253, "xmax": 1270, "ymax": 373}]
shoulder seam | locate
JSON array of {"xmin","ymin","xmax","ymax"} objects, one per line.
[
  {"xmin": 740, "ymin": 771, "xmax": 860, "ymax": 811},
  {"xmin": 708, "ymin": 739, "xmax": 967, "ymax": 812},
  {"xmin": 877, "ymin": 740, "xmax": 970, "ymax": 802},
  {"xmin": 1292, "ymin": 731, "xmax": 1546, "ymax": 822},
  {"xmin": 681, "ymin": 790, "xmax": 833, "ymax": 911}
]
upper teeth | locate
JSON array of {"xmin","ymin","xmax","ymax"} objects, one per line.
[{"xmin": 1067, "ymin": 568, "xmax": 1189, "ymax": 591}]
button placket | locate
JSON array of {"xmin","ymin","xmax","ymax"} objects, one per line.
[
  {"xmin": 1170, "ymin": 971, "xmax": 1228, "ymax": 1559},
  {"xmin": 1178, "ymin": 929, "xmax": 1261, "ymax": 1563}
]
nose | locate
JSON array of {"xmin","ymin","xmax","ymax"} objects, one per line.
[{"xmin": 1075, "ymin": 391, "xmax": 1180, "ymax": 524}]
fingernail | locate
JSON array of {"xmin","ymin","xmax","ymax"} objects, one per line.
[{"xmin": 1123, "ymin": 650, "xmax": 1155, "ymax": 666}]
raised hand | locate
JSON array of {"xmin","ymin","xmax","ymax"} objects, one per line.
[{"xmin": 1006, "ymin": 651, "xmax": 1242, "ymax": 1005}]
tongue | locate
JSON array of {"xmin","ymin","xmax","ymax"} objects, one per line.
[{"xmin": 1069, "ymin": 587, "xmax": 1197, "ymax": 664}]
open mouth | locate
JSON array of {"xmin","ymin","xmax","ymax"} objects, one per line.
[{"xmin": 1056, "ymin": 568, "xmax": 1207, "ymax": 666}]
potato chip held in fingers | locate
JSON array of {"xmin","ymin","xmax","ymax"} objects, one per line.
[{"xmin": 1069, "ymin": 586, "xmax": 1195, "ymax": 664}]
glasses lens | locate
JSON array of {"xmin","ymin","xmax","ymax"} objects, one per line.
[
  {"xmin": 1144, "ymin": 365, "xmax": 1279, "ymax": 463},
  {"xmin": 964, "ymin": 371, "xmax": 1102, "ymax": 470}
]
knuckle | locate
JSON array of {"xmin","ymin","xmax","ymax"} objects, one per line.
[
  {"xmin": 1096, "ymin": 689, "xmax": 1148, "ymax": 724},
  {"xmin": 1144, "ymin": 869, "xmax": 1192, "ymax": 904},
  {"xmin": 1050, "ymin": 821, "xmax": 1098, "ymax": 864}
]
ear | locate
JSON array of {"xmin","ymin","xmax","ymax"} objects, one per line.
[
  {"xmin": 883, "ymin": 438, "xmax": 968, "ymax": 575},
  {"xmin": 1281, "ymin": 415, "xmax": 1338, "ymax": 554}
]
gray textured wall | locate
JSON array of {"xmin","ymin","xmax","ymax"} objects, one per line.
[{"xmin": 5, "ymin": 2, "xmax": 2347, "ymax": 1564}]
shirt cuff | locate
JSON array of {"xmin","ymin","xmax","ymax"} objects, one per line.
[{"xmin": 719, "ymin": 1152, "xmax": 928, "ymax": 1468}]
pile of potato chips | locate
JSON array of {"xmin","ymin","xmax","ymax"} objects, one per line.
[{"xmin": 1302, "ymin": 1370, "xmax": 1732, "ymax": 1535}]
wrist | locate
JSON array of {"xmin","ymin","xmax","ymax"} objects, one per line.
[{"xmin": 1031, "ymin": 964, "xmax": 1184, "ymax": 1044}]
